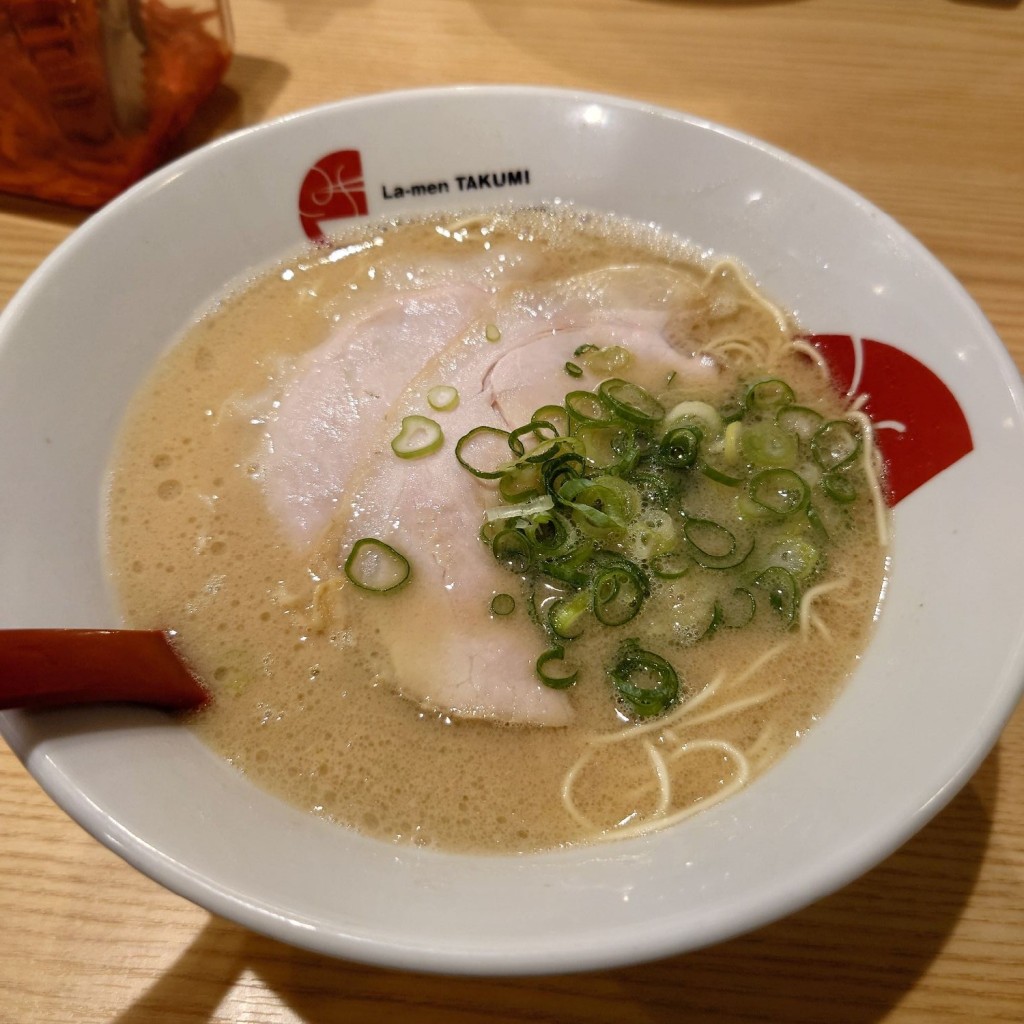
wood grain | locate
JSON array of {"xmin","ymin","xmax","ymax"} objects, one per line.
[{"xmin": 2, "ymin": 1, "xmax": 1022, "ymax": 1021}]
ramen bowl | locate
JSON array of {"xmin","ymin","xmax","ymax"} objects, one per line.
[{"xmin": 2, "ymin": 86, "xmax": 1023, "ymax": 975}]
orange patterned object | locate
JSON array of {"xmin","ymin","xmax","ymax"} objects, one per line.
[{"xmin": 0, "ymin": 0, "xmax": 231, "ymax": 208}]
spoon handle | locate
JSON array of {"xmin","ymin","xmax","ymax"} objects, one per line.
[{"xmin": 0, "ymin": 629, "xmax": 209, "ymax": 711}]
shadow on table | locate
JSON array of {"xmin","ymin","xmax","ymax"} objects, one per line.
[{"xmin": 112, "ymin": 743, "xmax": 1000, "ymax": 1024}]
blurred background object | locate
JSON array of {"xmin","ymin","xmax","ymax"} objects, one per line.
[{"xmin": 0, "ymin": 0, "xmax": 232, "ymax": 207}]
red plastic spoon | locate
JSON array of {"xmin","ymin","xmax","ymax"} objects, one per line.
[{"xmin": 0, "ymin": 629, "xmax": 209, "ymax": 711}]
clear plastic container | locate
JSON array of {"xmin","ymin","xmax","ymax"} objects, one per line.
[{"xmin": 0, "ymin": 0, "xmax": 233, "ymax": 208}]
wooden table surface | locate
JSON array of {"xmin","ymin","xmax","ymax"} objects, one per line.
[{"xmin": 2, "ymin": 1, "xmax": 1022, "ymax": 1020}]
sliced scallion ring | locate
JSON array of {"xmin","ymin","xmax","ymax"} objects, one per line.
[
  {"xmin": 766, "ymin": 537, "xmax": 820, "ymax": 580},
  {"xmin": 498, "ymin": 463, "xmax": 541, "ymax": 501},
  {"xmin": 748, "ymin": 468, "xmax": 810, "ymax": 515},
  {"xmin": 491, "ymin": 527, "xmax": 533, "ymax": 574},
  {"xmin": 700, "ymin": 461, "xmax": 744, "ymax": 487},
  {"xmin": 822, "ymin": 467, "xmax": 858, "ymax": 503},
  {"xmin": 755, "ymin": 566, "xmax": 799, "ymax": 625},
  {"xmin": 508, "ymin": 419, "xmax": 559, "ymax": 457},
  {"xmin": 664, "ymin": 400, "xmax": 721, "ymax": 436},
  {"xmin": 536, "ymin": 645, "xmax": 578, "ymax": 689},
  {"xmin": 565, "ymin": 390, "xmax": 616, "ymax": 426},
  {"xmin": 630, "ymin": 470, "xmax": 672, "ymax": 510},
  {"xmin": 740, "ymin": 422, "xmax": 799, "ymax": 467},
  {"xmin": 565, "ymin": 362, "xmax": 584, "ymax": 378},
  {"xmin": 548, "ymin": 590, "xmax": 591, "ymax": 639},
  {"xmin": 391, "ymin": 415, "xmax": 443, "ymax": 459},
  {"xmin": 344, "ymin": 538, "xmax": 411, "ymax": 593},
  {"xmin": 558, "ymin": 477, "xmax": 631, "ymax": 532},
  {"xmin": 682, "ymin": 518, "xmax": 753, "ymax": 570},
  {"xmin": 649, "ymin": 549, "xmax": 691, "ymax": 579},
  {"xmin": 490, "ymin": 593, "xmax": 516, "ymax": 616},
  {"xmin": 532, "ymin": 404, "xmax": 570, "ymax": 436},
  {"xmin": 598, "ymin": 378, "xmax": 665, "ymax": 426},
  {"xmin": 523, "ymin": 436, "xmax": 583, "ymax": 466},
  {"xmin": 455, "ymin": 425, "xmax": 515, "ymax": 479},
  {"xmin": 608, "ymin": 642, "xmax": 680, "ymax": 718},
  {"xmin": 592, "ymin": 564, "xmax": 647, "ymax": 626},
  {"xmin": 657, "ymin": 426, "xmax": 701, "ymax": 469},
  {"xmin": 745, "ymin": 378, "xmax": 795, "ymax": 412},
  {"xmin": 426, "ymin": 385, "xmax": 459, "ymax": 411},
  {"xmin": 538, "ymin": 540, "xmax": 595, "ymax": 589},
  {"xmin": 776, "ymin": 404, "xmax": 823, "ymax": 441},
  {"xmin": 523, "ymin": 511, "xmax": 574, "ymax": 556},
  {"xmin": 811, "ymin": 420, "xmax": 861, "ymax": 471}
]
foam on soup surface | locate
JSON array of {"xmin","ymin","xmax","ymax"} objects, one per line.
[{"xmin": 105, "ymin": 206, "xmax": 888, "ymax": 852}]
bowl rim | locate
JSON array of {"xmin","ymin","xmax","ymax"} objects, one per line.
[{"xmin": 3, "ymin": 83, "xmax": 1024, "ymax": 976}]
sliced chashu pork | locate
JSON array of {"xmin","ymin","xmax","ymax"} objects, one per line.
[
  {"xmin": 258, "ymin": 245, "xmax": 541, "ymax": 547},
  {"xmin": 311, "ymin": 267, "xmax": 716, "ymax": 726}
]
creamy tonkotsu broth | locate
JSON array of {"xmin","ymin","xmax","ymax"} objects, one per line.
[{"xmin": 105, "ymin": 207, "xmax": 888, "ymax": 853}]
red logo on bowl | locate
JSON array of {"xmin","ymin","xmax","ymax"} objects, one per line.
[
  {"xmin": 807, "ymin": 334, "xmax": 973, "ymax": 506},
  {"xmin": 298, "ymin": 150, "xmax": 369, "ymax": 242}
]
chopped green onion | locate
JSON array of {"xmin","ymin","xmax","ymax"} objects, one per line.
[
  {"xmin": 484, "ymin": 494, "xmax": 555, "ymax": 523},
  {"xmin": 491, "ymin": 527, "xmax": 533, "ymax": 574},
  {"xmin": 765, "ymin": 538, "xmax": 820, "ymax": 580},
  {"xmin": 657, "ymin": 426, "xmax": 701, "ymax": 469},
  {"xmin": 565, "ymin": 361, "xmax": 584, "ymax": 378},
  {"xmin": 540, "ymin": 450, "xmax": 587, "ymax": 497},
  {"xmin": 523, "ymin": 511, "xmax": 575, "ymax": 555},
  {"xmin": 776, "ymin": 404, "xmax": 823, "ymax": 441},
  {"xmin": 390, "ymin": 415, "xmax": 443, "ymax": 459},
  {"xmin": 700, "ymin": 461, "xmax": 744, "ymax": 487},
  {"xmin": 630, "ymin": 470, "xmax": 672, "ymax": 510},
  {"xmin": 532, "ymin": 404, "xmax": 570, "ymax": 436},
  {"xmin": 485, "ymin": 323, "xmax": 501, "ymax": 342},
  {"xmin": 522, "ymin": 436, "xmax": 583, "ymax": 466},
  {"xmin": 498, "ymin": 463, "xmax": 542, "ymax": 501},
  {"xmin": 740, "ymin": 422, "xmax": 799, "ymax": 467},
  {"xmin": 649, "ymin": 550, "xmax": 691, "ymax": 579},
  {"xmin": 548, "ymin": 590, "xmax": 591, "ymax": 639},
  {"xmin": 608, "ymin": 642, "xmax": 680, "ymax": 718},
  {"xmin": 746, "ymin": 378, "xmax": 795, "ymax": 412},
  {"xmin": 822, "ymin": 467, "xmax": 858, "ymax": 503},
  {"xmin": 719, "ymin": 397, "xmax": 746, "ymax": 424},
  {"xmin": 755, "ymin": 566, "xmax": 799, "ymax": 625},
  {"xmin": 344, "ymin": 538, "xmax": 411, "ymax": 593},
  {"xmin": 566, "ymin": 390, "xmax": 616, "ymax": 426},
  {"xmin": 456, "ymin": 425, "xmax": 515, "ymax": 479},
  {"xmin": 597, "ymin": 378, "xmax": 665, "ymax": 426},
  {"xmin": 812, "ymin": 420, "xmax": 861, "ymax": 471},
  {"xmin": 664, "ymin": 400, "xmax": 721, "ymax": 436},
  {"xmin": 558, "ymin": 476, "xmax": 635, "ymax": 532},
  {"xmin": 538, "ymin": 539, "xmax": 596, "ymax": 589},
  {"xmin": 577, "ymin": 344, "xmax": 632, "ymax": 374},
  {"xmin": 682, "ymin": 518, "xmax": 753, "ymax": 569},
  {"xmin": 536, "ymin": 645, "xmax": 578, "ymax": 689},
  {"xmin": 748, "ymin": 468, "xmax": 810, "ymax": 515},
  {"xmin": 806, "ymin": 504, "xmax": 831, "ymax": 544},
  {"xmin": 508, "ymin": 419, "xmax": 559, "ymax": 457},
  {"xmin": 490, "ymin": 593, "xmax": 516, "ymax": 616},
  {"xmin": 723, "ymin": 420, "xmax": 743, "ymax": 463},
  {"xmin": 592, "ymin": 563, "xmax": 647, "ymax": 626},
  {"xmin": 426, "ymin": 385, "xmax": 459, "ymax": 411}
]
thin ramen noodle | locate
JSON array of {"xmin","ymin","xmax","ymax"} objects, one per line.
[{"xmin": 105, "ymin": 206, "xmax": 889, "ymax": 853}]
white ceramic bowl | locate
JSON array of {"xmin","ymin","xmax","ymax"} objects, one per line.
[{"xmin": 2, "ymin": 86, "xmax": 1023, "ymax": 976}]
